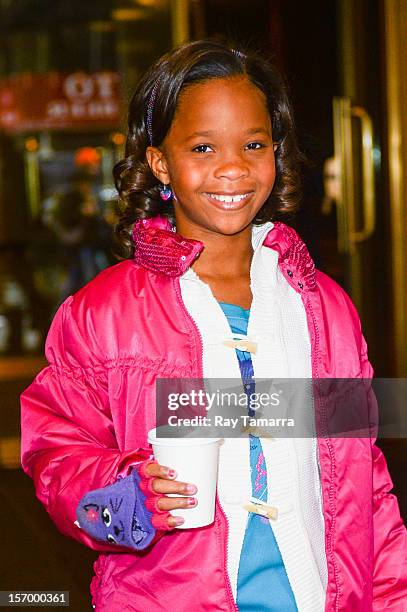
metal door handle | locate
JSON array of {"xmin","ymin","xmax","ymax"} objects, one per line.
[
  {"xmin": 332, "ymin": 97, "xmax": 376, "ymax": 253},
  {"xmin": 350, "ymin": 106, "xmax": 376, "ymax": 242}
]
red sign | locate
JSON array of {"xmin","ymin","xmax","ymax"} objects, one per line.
[{"xmin": 0, "ymin": 71, "xmax": 122, "ymax": 131}]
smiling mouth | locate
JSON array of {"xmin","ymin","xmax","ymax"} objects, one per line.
[{"xmin": 205, "ymin": 192, "xmax": 254, "ymax": 209}]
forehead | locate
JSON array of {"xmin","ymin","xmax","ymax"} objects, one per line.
[{"xmin": 170, "ymin": 75, "xmax": 271, "ymax": 136}]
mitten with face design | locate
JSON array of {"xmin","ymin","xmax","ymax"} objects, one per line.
[{"xmin": 76, "ymin": 467, "xmax": 156, "ymax": 550}]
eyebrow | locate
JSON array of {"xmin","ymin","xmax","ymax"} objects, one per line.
[{"xmin": 184, "ymin": 127, "xmax": 271, "ymax": 141}]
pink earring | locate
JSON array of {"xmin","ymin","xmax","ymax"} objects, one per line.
[{"xmin": 159, "ymin": 183, "xmax": 172, "ymax": 201}]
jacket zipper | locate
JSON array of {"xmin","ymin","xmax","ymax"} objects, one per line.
[
  {"xmin": 173, "ymin": 278, "xmax": 204, "ymax": 380},
  {"xmin": 173, "ymin": 277, "xmax": 238, "ymax": 611},
  {"xmin": 304, "ymin": 294, "xmax": 340, "ymax": 612},
  {"xmin": 216, "ymin": 498, "xmax": 239, "ymax": 611}
]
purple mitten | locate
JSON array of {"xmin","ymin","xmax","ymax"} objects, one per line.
[{"xmin": 76, "ymin": 468, "xmax": 155, "ymax": 550}]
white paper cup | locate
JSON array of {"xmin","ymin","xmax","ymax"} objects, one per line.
[{"xmin": 147, "ymin": 427, "xmax": 221, "ymax": 528}]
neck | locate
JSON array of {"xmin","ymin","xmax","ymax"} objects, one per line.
[{"xmin": 176, "ymin": 218, "xmax": 253, "ymax": 279}]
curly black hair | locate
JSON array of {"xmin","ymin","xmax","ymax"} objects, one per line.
[{"xmin": 113, "ymin": 39, "xmax": 303, "ymax": 257}]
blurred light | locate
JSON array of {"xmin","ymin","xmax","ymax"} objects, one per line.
[
  {"xmin": 373, "ymin": 145, "xmax": 381, "ymax": 167},
  {"xmin": 112, "ymin": 8, "xmax": 146, "ymax": 21},
  {"xmin": 75, "ymin": 147, "xmax": 101, "ymax": 167},
  {"xmin": 100, "ymin": 186, "xmax": 119, "ymax": 202},
  {"xmin": 135, "ymin": 0, "xmax": 167, "ymax": 6},
  {"xmin": 39, "ymin": 132, "xmax": 53, "ymax": 160},
  {"xmin": 25, "ymin": 137, "xmax": 38, "ymax": 152},
  {"xmin": 111, "ymin": 132, "xmax": 125, "ymax": 146}
]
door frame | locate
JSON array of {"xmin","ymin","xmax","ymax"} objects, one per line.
[{"xmin": 383, "ymin": 0, "xmax": 407, "ymax": 376}]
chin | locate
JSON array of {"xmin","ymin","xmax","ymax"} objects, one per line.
[{"xmin": 208, "ymin": 216, "xmax": 255, "ymax": 236}]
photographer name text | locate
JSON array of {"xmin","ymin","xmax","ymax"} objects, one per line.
[{"xmin": 167, "ymin": 415, "xmax": 294, "ymax": 428}]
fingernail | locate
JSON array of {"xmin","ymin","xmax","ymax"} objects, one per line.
[
  {"xmin": 185, "ymin": 484, "xmax": 197, "ymax": 494},
  {"xmin": 174, "ymin": 516, "xmax": 185, "ymax": 525},
  {"xmin": 187, "ymin": 497, "xmax": 197, "ymax": 506},
  {"xmin": 167, "ymin": 469, "xmax": 177, "ymax": 479}
]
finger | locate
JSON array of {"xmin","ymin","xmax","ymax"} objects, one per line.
[
  {"xmin": 156, "ymin": 496, "xmax": 198, "ymax": 512},
  {"xmin": 151, "ymin": 512, "xmax": 179, "ymax": 530},
  {"xmin": 144, "ymin": 463, "xmax": 178, "ymax": 479},
  {"xmin": 167, "ymin": 515, "xmax": 185, "ymax": 528},
  {"xmin": 151, "ymin": 479, "xmax": 197, "ymax": 496}
]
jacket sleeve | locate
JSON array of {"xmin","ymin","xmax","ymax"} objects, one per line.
[
  {"xmin": 20, "ymin": 295, "xmax": 154, "ymax": 553},
  {"xmin": 359, "ymin": 336, "xmax": 407, "ymax": 609}
]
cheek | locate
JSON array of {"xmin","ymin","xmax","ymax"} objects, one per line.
[
  {"xmin": 172, "ymin": 164, "xmax": 208, "ymax": 192},
  {"xmin": 259, "ymin": 157, "xmax": 277, "ymax": 191}
]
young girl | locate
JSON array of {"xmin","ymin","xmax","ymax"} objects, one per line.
[{"xmin": 21, "ymin": 40, "xmax": 406, "ymax": 611}]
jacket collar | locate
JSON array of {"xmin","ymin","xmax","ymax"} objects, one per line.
[{"xmin": 132, "ymin": 215, "xmax": 316, "ymax": 293}]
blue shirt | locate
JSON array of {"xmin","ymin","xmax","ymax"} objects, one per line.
[{"xmin": 219, "ymin": 302, "xmax": 297, "ymax": 612}]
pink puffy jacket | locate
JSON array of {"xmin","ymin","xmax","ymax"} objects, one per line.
[{"xmin": 21, "ymin": 220, "xmax": 407, "ymax": 611}]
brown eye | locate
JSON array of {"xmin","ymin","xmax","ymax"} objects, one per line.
[
  {"xmin": 193, "ymin": 144, "xmax": 213, "ymax": 153},
  {"xmin": 246, "ymin": 142, "xmax": 265, "ymax": 150}
]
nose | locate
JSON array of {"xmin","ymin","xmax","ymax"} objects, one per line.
[{"xmin": 214, "ymin": 152, "xmax": 249, "ymax": 181}]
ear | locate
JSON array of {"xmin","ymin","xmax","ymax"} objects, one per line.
[{"xmin": 146, "ymin": 146, "xmax": 171, "ymax": 185}]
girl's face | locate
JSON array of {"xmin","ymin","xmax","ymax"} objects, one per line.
[{"xmin": 147, "ymin": 75, "xmax": 277, "ymax": 238}]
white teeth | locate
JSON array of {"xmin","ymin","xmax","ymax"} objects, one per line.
[{"xmin": 208, "ymin": 193, "xmax": 250, "ymax": 203}]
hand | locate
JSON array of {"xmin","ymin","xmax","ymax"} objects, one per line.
[{"xmin": 143, "ymin": 462, "xmax": 198, "ymax": 528}]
